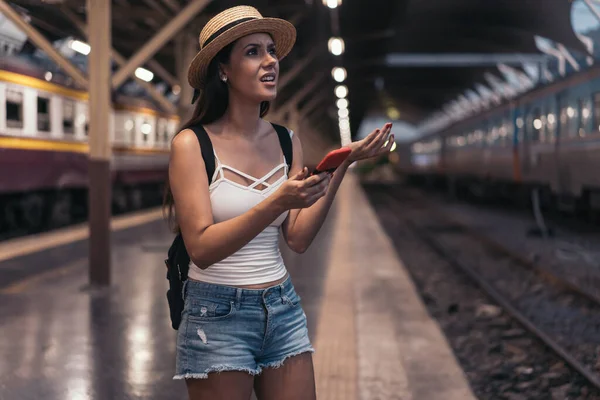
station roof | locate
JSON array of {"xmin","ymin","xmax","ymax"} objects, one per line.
[{"xmin": 5, "ymin": 0, "xmax": 588, "ymax": 142}]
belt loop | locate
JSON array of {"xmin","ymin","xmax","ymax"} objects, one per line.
[
  {"xmin": 236, "ymin": 288, "xmax": 242, "ymax": 308},
  {"xmin": 279, "ymin": 282, "xmax": 285, "ymax": 301}
]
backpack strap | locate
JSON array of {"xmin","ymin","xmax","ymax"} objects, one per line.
[
  {"xmin": 189, "ymin": 124, "xmax": 215, "ymax": 184},
  {"xmin": 271, "ymin": 122, "xmax": 293, "ymax": 170}
]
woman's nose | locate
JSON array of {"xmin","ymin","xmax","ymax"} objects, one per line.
[{"xmin": 263, "ymin": 52, "xmax": 277, "ymax": 66}]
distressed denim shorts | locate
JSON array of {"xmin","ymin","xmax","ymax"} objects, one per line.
[{"xmin": 173, "ymin": 274, "xmax": 315, "ymax": 379}]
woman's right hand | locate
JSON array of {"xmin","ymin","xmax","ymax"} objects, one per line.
[{"xmin": 274, "ymin": 167, "xmax": 331, "ymax": 210}]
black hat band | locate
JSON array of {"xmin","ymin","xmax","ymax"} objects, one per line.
[{"xmin": 202, "ymin": 17, "xmax": 258, "ymax": 48}]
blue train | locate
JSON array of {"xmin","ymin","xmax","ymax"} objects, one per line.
[{"xmin": 399, "ymin": 64, "xmax": 600, "ymax": 213}]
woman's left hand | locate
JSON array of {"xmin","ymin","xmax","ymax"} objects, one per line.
[{"xmin": 345, "ymin": 122, "xmax": 394, "ymax": 163}]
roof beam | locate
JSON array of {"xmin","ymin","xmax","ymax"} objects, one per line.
[
  {"xmin": 273, "ymin": 72, "xmax": 326, "ymax": 119},
  {"xmin": 278, "ymin": 47, "xmax": 320, "ymax": 91},
  {"xmin": 383, "ymin": 53, "xmax": 549, "ymax": 67},
  {"xmin": 299, "ymin": 90, "xmax": 329, "ymax": 119},
  {"xmin": 111, "ymin": 0, "xmax": 209, "ymax": 89},
  {"xmin": 60, "ymin": 5, "xmax": 176, "ymax": 114},
  {"xmin": 0, "ymin": 0, "xmax": 88, "ymax": 88},
  {"xmin": 147, "ymin": 59, "xmax": 179, "ymax": 88},
  {"xmin": 160, "ymin": 0, "xmax": 181, "ymax": 13}
]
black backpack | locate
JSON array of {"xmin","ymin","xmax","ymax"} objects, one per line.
[{"xmin": 165, "ymin": 122, "xmax": 294, "ymax": 330}]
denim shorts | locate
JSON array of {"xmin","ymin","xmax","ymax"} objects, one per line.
[{"xmin": 173, "ymin": 275, "xmax": 314, "ymax": 379}]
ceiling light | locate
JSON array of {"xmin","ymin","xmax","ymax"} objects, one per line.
[
  {"xmin": 387, "ymin": 107, "xmax": 400, "ymax": 120},
  {"xmin": 328, "ymin": 37, "xmax": 345, "ymax": 56},
  {"xmin": 332, "ymin": 67, "xmax": 347, "ymax": 82},
  {"xmin": 69, "ymin": 39, "xmax": 90, "ymax": 55},
  {"xmin": 338, "ymin": 108, "xmax": 349, "ymax": 118},
  {"xmin": 337, "ymin": 98, "xmax": 348, "ymax": 109},
  {"xmin": 335, "ymin": 85, "xmax": 348, "ymax": 98},
  {"xmin": 135, "ymin": 67, "xmax": 154, "ymax": 82},
  {"xmin": 323, "ymin": 0, "xmax": 342, "ymax": 8}
]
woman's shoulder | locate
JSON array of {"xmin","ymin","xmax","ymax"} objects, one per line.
[
  {"xmin": 262, "ymin": 119, "xmax": 293, "ymax": 138},
  {"xmin": 172, "ymin": 128, "xmax": 200, "ymax": 149}
]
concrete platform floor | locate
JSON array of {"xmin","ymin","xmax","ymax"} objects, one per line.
[{"xmin": 0, "ymin": 174, "xmax": 476, "ymax": 400}]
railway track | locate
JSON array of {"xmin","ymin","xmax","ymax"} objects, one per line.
[{"xmin": 367, "ymin": 183, "xmax": 600, "ymax": 397}]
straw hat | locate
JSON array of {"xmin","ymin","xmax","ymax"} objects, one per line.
[{"xmin": 188, "ymin": 5, "xmax": 297, "ymax": 90}]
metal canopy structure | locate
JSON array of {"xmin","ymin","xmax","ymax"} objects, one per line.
[
  {"xmin": 2, "ymin": 0, "xmax": 590, "ymax": 140},
  {"xmin": 0, "ymin": 0, "xmax": 592, "ymax": 285}
]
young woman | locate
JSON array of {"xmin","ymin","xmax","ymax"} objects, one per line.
[{"xmin": 165, "ymin": 5, "xmax": 394, "ymax": 400}]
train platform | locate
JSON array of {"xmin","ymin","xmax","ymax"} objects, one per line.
[{"xmin": 0, "ymin": 174, "xmax": 476, "ymax": 400}]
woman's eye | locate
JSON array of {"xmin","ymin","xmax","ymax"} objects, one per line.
[
  {"xmin": 247, "ymin": 48, "xmax": 257, "ymax": 55},
  {"xmin": 269, "ymin": 48, "xmax": 276, "ymax": 55}
]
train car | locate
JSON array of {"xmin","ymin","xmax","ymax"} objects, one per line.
[
  {"xmin": 0, "ymin": 57, "xmax": 178, "ymax": 237},
  {"xmin": 402, "ymin": 63, "xmax": 600, "ymax": 214}
]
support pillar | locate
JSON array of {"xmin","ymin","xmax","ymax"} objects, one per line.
[
  {"xmin": 87, "ymin": 0, "xmax": 112, "ymax": 286},
  {"xmin": 176, "ymin": 31, "xmax": 197, "ymax": 124}
]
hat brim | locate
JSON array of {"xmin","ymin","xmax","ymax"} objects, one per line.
[{"xmin": 188, "ymin": 18, "xmax": 297, "ymax": 90}]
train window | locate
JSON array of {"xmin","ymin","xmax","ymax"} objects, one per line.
[
  {"xmin": 559, "ymin": 107, "xmax": 569, "ymax": 138},
  {"xmin": 63, "ymin": 99, "xmax": 75, "ymax": 134},
  {"xmin": 76, "ymin": 112, "xmax": 88, "ymax": 136},
  {"xmin": 6, "ymin": 88, "xmax": 23, "ymax": 129},
  {"xmin": 545, "ymin": 112, "xmax": 556, "ymax": 142},
  {"xmin": 579, "ymin": 98, "xmax": 591, "ymax": 137},
  {"xmin": 530, "ymin": 108, "xmax": 542, "ymax": 142},
  {"xmin": 594, "ymin": 93, "xmax": 600, "ymax": 132},
  {"xmin": 156, "ymin": 120, "xmax": 164, "ymax": 144},
  {"xmin": 37, "ymin": 96, "xmax": 50, "ymax": 132},
  {"xmin": 141, "ymin": 121, "xmax": 151, "ymax": 143}
]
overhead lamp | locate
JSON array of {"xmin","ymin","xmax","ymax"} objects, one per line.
[
  {"xmin": 135, "ymin": 67, "xmax": 154, "ymax": 82},
  {"xmin": 44, "ymin": 71, "xmax": 52, "ymax": 82},
  {"xmin": 337, "ymin": 98, "xmax": 348, "ymax": 109},
  {"xmin": 69, "ymin": 39, "xmax": 90, "ymax": 55},
  {"xmin": 322, "ymin": 0, "xmax": 342, "ymax": 8},
  {"xmin": 335, "ymin": 85, "xmax": 348, "ymax": 98},
  {"xmin": 328, "ymin": 37, "xmax": 345, "ymax": 56},
  {"xmin": 387, "ymin": 106, "xmax": 400, "ymax": 120},
  {"xmin": 338, "ymin": 108, "xmax": 349, "ymax": 118},
  {"xmin": 332, "ymin": 67, "xmax": 347, "ymax": 83}
]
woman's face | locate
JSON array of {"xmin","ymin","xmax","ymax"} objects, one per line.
[{"xmin": 221, "ymin": 33, "xmax": 279, "ymax": 102}]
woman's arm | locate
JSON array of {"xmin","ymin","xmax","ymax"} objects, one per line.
[
  {"xmin": 282, "ymin": 123, "xmax": 394, "ymax": 253},
  {"xmin": 170, "ymin": 129, "xmax": 329, "ymax": 269}
]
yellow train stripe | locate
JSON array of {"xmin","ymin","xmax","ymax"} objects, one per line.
[
  {"xmin": 0, "ymin": 69, "xmax": 88, "ymax": 101},
  {"xmin": 0, "ymin": 136, "xmax": 88, "ymax": 153},
  {"xmin": 0, "ymin": 136, "xmax": 170, "ymax": 155},
  {"xmin": 0, "ymin": 70, "xmax": 179, "ymax": 120}
]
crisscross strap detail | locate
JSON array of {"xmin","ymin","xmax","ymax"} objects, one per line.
[{"xmin": 212, "ymin": 151, "xmax": 288, "ymax": 192}]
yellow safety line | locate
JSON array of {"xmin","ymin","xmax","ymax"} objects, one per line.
[
  {"xmin": 0, "ymin": 208, "xmax": 165, "ymax": 294},
  {"xmin": 0, "ymin": 207, "xmax": 164, "ymax": 263},
  {"xmin": 312, "ymin": 181, "xmax": 358, "ymax": 400}
]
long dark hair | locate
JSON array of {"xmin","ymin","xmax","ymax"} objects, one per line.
[{"xmin": 163, "ymin": 40, "xmax": 271, "ymax": 232}]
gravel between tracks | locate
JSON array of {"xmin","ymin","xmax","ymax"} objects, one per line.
[{"xmin": 363, "ymin": 183, "xmax": 600, "ymax": 400}]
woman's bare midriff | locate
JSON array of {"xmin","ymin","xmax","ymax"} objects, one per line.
[{"xmin": 191, "ymin": 272, "xmax": 289, "ymax": 289}]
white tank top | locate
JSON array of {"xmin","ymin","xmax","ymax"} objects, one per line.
[{"xmin": 187, "ymin": 130, "xmax": 292, "ymax": 285}]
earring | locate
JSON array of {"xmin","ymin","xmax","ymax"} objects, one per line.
[{"xmin": 222, "ymin": 76, "xmax": 227, "ymax": 83}]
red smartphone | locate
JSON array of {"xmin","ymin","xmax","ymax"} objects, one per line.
[{"xmin": 311, "ymin": 147, "xmax": 352, "ymax": 175}]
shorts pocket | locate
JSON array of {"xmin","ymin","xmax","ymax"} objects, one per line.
[
  {"xmin": 283, "ymin": 291, "xmax": 302, "ymax": 308},
  {"xmin": 187, "ymin": 296, "xmax": 236, "ymax": 322}
]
